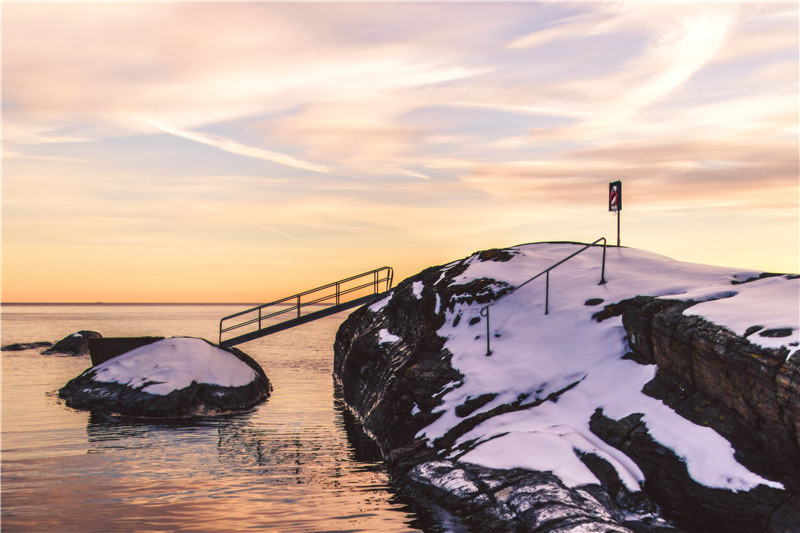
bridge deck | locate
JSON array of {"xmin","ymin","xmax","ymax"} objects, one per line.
[{"xmin": 219, "ymin": 293, "xmax": 385, "ymax": 347}]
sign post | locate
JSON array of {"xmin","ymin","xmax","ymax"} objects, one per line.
[{"xmin": 609, "ymin": 180, "xmax": 621, "ymax": 246}]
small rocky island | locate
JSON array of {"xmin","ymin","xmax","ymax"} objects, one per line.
[
  {"xmin": 60, "ymin": 337, "xmax": 271, "ymax": 416},
  {"xmin": 334, "ymin": 243, "xmax": 799, "ymax": 532}
]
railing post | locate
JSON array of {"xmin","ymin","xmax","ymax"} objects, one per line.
[
  {"xmin": 297, "ymin": 295, "xmax": 301, "ymax": 319},
  {"xmin": 545, "ymin": 270, "xmax": 550, "ymax": 315},
  {"xmin": 259, "ymin": 307, "xmax": 262, "ymax": 331},
  {"xmin": 481, "ymin": 307, "xmax": 491, "ymax": 356},
  {"xmin": 374, "ymin": 270, "xmax": 378, "ymax": 293},
  {"xmin": 599, "ymin": 239, "xmax": 607, "ymax": 285},
  {"xmin": 335, "ymin": 282, "xmax": 340, "ymax": 305}
]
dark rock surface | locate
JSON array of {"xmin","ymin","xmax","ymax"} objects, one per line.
[
  {"xmin": 334, "ymin": 246, "xmax": 799, "ymax": 532},
  {"xmin": 1, "ymin": 341, "xmax": 53, "ymax": 351},
  {"xmin": 43, "ymin": 330, "xmax": 103, "ymax": 356},
  {"xmin": 334, "ymin": 250, "xmax": 673, "ymax": 532},
  {"xmin": 603, "ymin": 295, "xmax": 800, "ymax": 530},
  {"xmin": 59, "ymin": 339, "xmax": 271, "ymax": 416}
]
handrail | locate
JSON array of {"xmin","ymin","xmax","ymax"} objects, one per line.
[
  {"xmin": 479, "ymin": 238, "xmax": 607, "ymax": 356},
  {"xmin": 219, "ymin": 266, "xmax": 393, "ymax": 344}
]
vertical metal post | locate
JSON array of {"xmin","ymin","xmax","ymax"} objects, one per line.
[
  {"xmin": 617, "ymin": 210, "xmax": 621, "ymax": 247},
  {"xmin": 600, "ymin": 240, "xmax": 607, "ymax": 285},
  {"xmin": 258, "ymin": 307, "xmax": 262, "ymax": 330},
  {"xmin": 335, "ymin": 282, "xmax": 340, "ymax": 305},
  {"xmin": 297, "ymin": 295, "xmax": 301, "ymax": 319},
  {"xmin": 484, "ymin": 308, "xmax": 491, "ymax": 356},
  {"xmin": 374, "ymin": 270, "xmax": 378, "ymax": 293},
  {"xmin": 545, "ymin": 270, "xmax": 550, "ymax": 315}
]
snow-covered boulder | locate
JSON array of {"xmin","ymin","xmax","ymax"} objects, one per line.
[
  {"xmin": 59, "ymin": 337, "xmax": 271, "ymax": 416},
  {"xmin": 334, "ymin": 243, "xmax": 799, "ymax": 532},
  {"xmin": 44, "ymin": 330, "xmax": 102, "ymax": 355}
]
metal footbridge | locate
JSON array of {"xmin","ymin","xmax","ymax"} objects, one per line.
[{"xmin": 219, "ymin": 266, "xmax": 393, "ymax": 347}]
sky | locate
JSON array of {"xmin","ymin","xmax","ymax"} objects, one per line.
[{"xmin": 2, "ymin": 1, "xmax": 798, "ymax": 303}]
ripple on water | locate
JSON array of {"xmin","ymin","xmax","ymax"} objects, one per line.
[{"xmin": 1, "ymin": 305, "xmax": 445, "ymax": 532}]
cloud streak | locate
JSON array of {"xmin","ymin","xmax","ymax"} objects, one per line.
[
  {"xmin": 2, "ymin": 2, "xmax": 797, "ymax": 301},
  {"xmin": 146, "ymin": 120, "xmax": 331, "ymax": 175}
]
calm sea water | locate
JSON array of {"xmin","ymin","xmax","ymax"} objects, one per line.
[{"xmin": 1, "ymin": 304, "xmax": 452, "ymax": 532}]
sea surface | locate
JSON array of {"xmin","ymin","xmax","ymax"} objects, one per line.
[{"xmin": 1, "ymin": 304, "xmax": 451, "ymax": 532}]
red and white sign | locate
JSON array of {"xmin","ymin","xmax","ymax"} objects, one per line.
[{"xmin": 609, "ymin": 181, "xmax": 622, "ymax": 212}]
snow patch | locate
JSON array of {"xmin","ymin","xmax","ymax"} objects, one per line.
[
  {"xmin": 412, "ymin": 281, "xmax": 424, "ymax": 299},
  {"xmin": 369, "ymin": 293, "xmax": 393, "ymax": 313},
  {"xmin": 378, "ymin": 329, "xmax": 401, "ymax": 345},
  {"xmin": 686, "ymin": 275, "xmax": 799, "ymax": 352},
  {"xmin": 91, "ymin": 337, "xmax": 257, "ymax": 395}
]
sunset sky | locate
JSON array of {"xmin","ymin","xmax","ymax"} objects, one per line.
[{"xmin": 2, "ymin": 1, "xmax": 798, "ymax": 303}]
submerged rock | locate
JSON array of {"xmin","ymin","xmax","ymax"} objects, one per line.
[
  {"xmin": 59, "ymin": 337, "xmax": 271, "ymax": 416},
  {"xmin": 43, "ymin": 330, "xmax": 102, "ymax": 356},
  {"xmin": 334, "ymin": 243, "xmax": 799, "ymax": 532}
]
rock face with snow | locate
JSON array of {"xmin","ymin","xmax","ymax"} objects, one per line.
[
  {"xmin": 334, "ymin": 243, "xmax": 799, "ymax": 532},
  {"xmin": 44, "ymin": 330, "xmax": 102, "ymax": 355},
  {"xmin": 60, "ymin": 337, "xmax": 271, "ymax": 416}
]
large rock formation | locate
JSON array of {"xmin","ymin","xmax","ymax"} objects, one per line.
[
  {"xmin": 60, "ymin": 337, "xmax": 271, "ymax": 416},
  {"xmin": 334, "ymin": 244, "xmax": 799, "ymax": 532}
]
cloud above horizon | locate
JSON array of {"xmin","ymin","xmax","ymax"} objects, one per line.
[{"xmin": 2, "ymin": 2, "xmax": 798, "ymax": 301}]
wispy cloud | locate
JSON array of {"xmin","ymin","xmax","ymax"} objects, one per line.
[
  {"xmin": 2, "ymin": 2, "xmax": 797, "ymax": 301},
  {"xmin": 146, "ymin": 120, "xmax": 331, "ymax": 175}
]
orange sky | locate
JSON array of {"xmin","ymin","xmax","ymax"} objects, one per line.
[{"xmin": 2, "ymin": 2, "xmax": 798, "ymax": 303}]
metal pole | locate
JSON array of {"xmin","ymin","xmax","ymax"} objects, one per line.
[
  {"xmin": 335, "ymin": 282, "xmax": 340, "ymax": 306},
  {"xmin": 600, "ymin": 240, "xmax": 607, "ymax": 285},
  {"xmin": 484, "ymin": 308, "xmax": 491, "ymax": 356},
  {"xmin": 545, "ymin": 270, "xmax": 550, "ymax": 315},
  {"xmin": 617, "ymin": 210, "xmax": 621, "ymax": 247},
  {"xmin": 259, "ymin": 307, "xmax": 262, "ymax": 330},
  {"xmin": 297, "ymin": 295, "xmax": 301, "ymax": 319}
]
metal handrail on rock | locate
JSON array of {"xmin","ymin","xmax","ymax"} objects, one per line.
[{"xmin": 480, "ymin": 238, "xmax": 607, "ymax": 356}]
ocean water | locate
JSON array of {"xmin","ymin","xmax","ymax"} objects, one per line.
[{"xmin": 0, "ymin": 304, "xmax": 444, "ymax": 532}]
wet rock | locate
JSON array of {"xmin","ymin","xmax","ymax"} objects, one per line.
[
  {"xmin": 59, "ymin": 337, "xmax": 271, "ymax": 416},
  {"xmin": 1, "ymin": 341, "xmax": 53, "ymax": 351},
  {"xmin": 335, "ymin": 247, "xmax": 800, "ymax": 532},
  {"xmin": 43, "ymin": 330, "xmax": 102, "ymax": 356},
  {"xmin": 334, "ymin": 250, "xmax": 674, "ymax": 531}
]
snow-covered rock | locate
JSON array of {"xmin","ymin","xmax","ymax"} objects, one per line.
[
  {"xmin": 334, "ymin": 243, "xmax": 799, "ymax": 532},
  {"xmin": 59, "ymin": 337, "xmax": 271, "ymax": 416}
]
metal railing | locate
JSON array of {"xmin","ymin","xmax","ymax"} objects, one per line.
[
  {"xmin": 479, "ymin": 238, "xmax": 607, "ymax": 356},
  {"xmin": 219, "ymin": 266, "xmax": 393, "ymax": 345}
]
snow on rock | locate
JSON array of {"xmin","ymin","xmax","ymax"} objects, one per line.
[
  {"xmin": 378, "ymin": 328, "xmax": 401, "ymax": 345},
  {"xmin": 59, "ymin": 337, "xmax": 271, "ymax": 416},
  {"xmin": 335, "ymin": 242, "xmax": 799, "ymax": 531},
  {"xmin": 412, "ymin": 281, "xmax": 424, "ymax": 299},
  {"xmin": 685, "ymin": 275, "xmax": 800, "ymax": 352},
  {"xmin": 90, "ymin": 337, "xmax": 258, "ymax": 394},
  {"xmin": 422, "ymin": 244, "xmax": 792, "ymax": 492},
  {"xmin": 369, "ymin": 293, "xmax": 393, "ymax": 312}
]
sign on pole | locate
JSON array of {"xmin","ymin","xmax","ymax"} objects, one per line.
[
  {"xmin": 609, "ymin": 181, "xmax": 622, "ymax": 212},
  {"xmin": 609, "ymin": 180, "xmax": 621, "ymax": 246}
]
